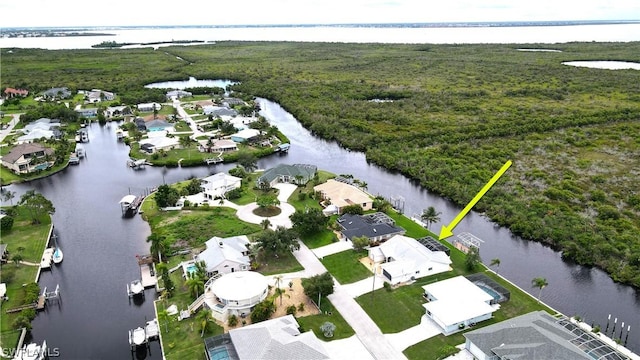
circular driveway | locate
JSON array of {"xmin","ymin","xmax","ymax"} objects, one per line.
[{"xmin": 235, "ymin": 183, "xmax": 298, "ymax": 229}]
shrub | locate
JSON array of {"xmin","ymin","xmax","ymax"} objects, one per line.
[
  {"xmin": 228, "ymin": 314, "xmax": 238, "ymax": 327},
  {"xmin": 383, "ymin": 281, "xmax": 392, "ymax": 292},
  {"xmin": 250, "ymin": 299, "xmax": 275, "ymax": 323},
  {"xmin": 0, "ymin": 215, "xmax": 14, "ymax": 232},
  {"xmin": 297, "ymin": 303, "xmax": 305, "ymax": 312},
  {"xmin": 286, "ymin": 305, "xmax": 297, "ymax": 316},
  {"xmin": 297, "ymin": 192, "xmax": 307, "ymax": 201}
]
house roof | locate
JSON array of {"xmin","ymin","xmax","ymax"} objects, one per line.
[
  {"xmin": 314, "ymin": 179, "xmax": 372, "ymax": 209},
  {"xmin": 43, "ymin": 87, "xmax": 70, "ymax": 98},
  {"xmin": 257, "ymin": 164, "xmax": 317, "ymax": 184},
  {"xmin": 337, "ymin": 213, "xmax": 405, "ymax": 240},
  {"xmin": 209, "ymin": 271, "xmax": 267, "ymax": 302},
  {"xmin": 376, "ymin": 235, "xmax": 451, "ymax": 276},
  {"xmin": 1, "ymin": 143, "xmax": 54, "ymax": 164},
  {"xmin": 422, "ymin": 276, "xmax": 495, "ymax": 327},
  {"xmin": 139, "ymin": 134, "xmax": 179, "ymax": 149},
  {"xmin": 230, "ymin": 128, "xmax": 260, "ymax": 140},
  {"xmin": 195, "ymin": 235, "xmax": 250, "ymax": 273},
  {"xmin": 463, "ymin": 311, "xmax": 614, "ymax": 360},
  {"xmin": 18, "ymin": 129, "xmax": 55, "ymax": 142},
  {"xmin": 229, "ymin": 315, "xmax": 330, "ymax": 360},
  {"xmin": 4, "ymin": 88, "xmax": 29, "ymax": 96},
  {"xmin": 145, "ymin": 119, "xmax": 172, "ymax": 129},
  {"xmin": 203, "ymin": 105, "xmax": 238, "ymax": 117}
]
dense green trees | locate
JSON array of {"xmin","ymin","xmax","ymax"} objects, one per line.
[
  {"xmin": 290, "ymin": 208, "xmax": 329, "ymax": 236},
  {"xmin": 3, "ymin": 41, "xmax": 640, "ymax": 287},
  {"xmin": 154, "ymin": 184, "xmax": 180, "ymax": 208},
  {"xmin": 18, "ymin": 190, "xmax": 55, "ymax": 224}
]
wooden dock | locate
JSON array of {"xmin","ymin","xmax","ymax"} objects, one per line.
[
  {"xmin": 40, "ymin": 248, "xmax": 53, "ymax": 269},
  {"xmin": 36, "ymin": 295, "xmax": 46, "ymax": 310},
  {"xmin": 137, "ymin": 254, "xmax": 157, "ymax": 288}
]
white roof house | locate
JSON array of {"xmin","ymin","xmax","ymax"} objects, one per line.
[
  {"xmin": 137, "ymin": 102, "xmax": 161, "ymax": 112},
  {"xmin": 195, "ymin": 235, "xmax": 251, "ymax": 275},
  {"xmin": 138, "ymin": 131, "xmax": 179, "ymax": 153},
  {"xmin": 200, "ymin": 172, "xmax": 242, "ymax": 200},
  {"xmin": 422, "ymin": 276, "xmax": 498, "ymax": 335},
  {"xmin": 228, "ymin": 315, "xmax": 330, "ymax": 360},
  {"xmin": 230, "ymin": 128, "xmax": 260, "ymax": 143},
  {"xmin": 369, "ymin": 235, "xmax": 452, "ymax": 285},
  {"xmin": 204, "ymin": 270, "xmax": 267, "ymax": 321}
]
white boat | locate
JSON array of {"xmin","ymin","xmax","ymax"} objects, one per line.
[
  {"xmin": 128, "ymin": 279, "xmax": 144, "ymax": 297},
  {"xmin": 129, "ymin": 327, "xmax": 146, "ymax": 346},
  {"xmin": 52, "ymin": 247, "xmax": 63, "ymax": 264},
  {"xmin": 12, "ymin": 340, "xmax": 47, "ymax": 360}
]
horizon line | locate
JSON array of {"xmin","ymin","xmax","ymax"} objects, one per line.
[{"xmin": 5, "ymin": 19, "xmax": 640, "ymax": 30}]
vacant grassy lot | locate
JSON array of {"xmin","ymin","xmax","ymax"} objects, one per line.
[{"xmin": 320, "ymin": 250, "xmax": 371, "ymax": 284}]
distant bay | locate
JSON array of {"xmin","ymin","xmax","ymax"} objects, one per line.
[{"xmin": 2, "ymin": 22, "xmax": 640, "ymax": 49}]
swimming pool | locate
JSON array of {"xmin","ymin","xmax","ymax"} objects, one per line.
[
  {"xmin": 208, "ymin": 346, "xmax": 230, "ymax": 360},
  {"xmin": 186, "ymin": 264, "xmax": 197, "ymax": 273},
  {"xmin": 476, "ymin": 283, "xmax": 502, "ymax": 302}
]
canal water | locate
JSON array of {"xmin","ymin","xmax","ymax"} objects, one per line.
[{"xmin": 4, "ymin": 93, "xmax": 639, "ymax": 358}]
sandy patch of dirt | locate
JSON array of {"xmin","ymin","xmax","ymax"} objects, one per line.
[{"xmin": 221, "ymin": 278, "xmax": 319, "ymax": 332}]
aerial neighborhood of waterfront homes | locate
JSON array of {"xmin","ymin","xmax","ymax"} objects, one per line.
[{"xmin": 2, "ymin": 86, "xmax": 637, "ymax": 360}]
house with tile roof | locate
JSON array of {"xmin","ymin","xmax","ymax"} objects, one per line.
[
  {"xmin": 1, "ymin": 143, "xmax": 54, "ymax": 174},
  {"xmin": 42, "ymin": 87, "xmax": 71, "ymax": 100},
  {"xmin": 314, "ymin": 179, "xmax": 373, "ymax": 214},
  {"xmin": 256, "ymin": 163, "xmax": 317, "ymax": 188},
  {"xmin": 204, "ymin": 315, "xmax": 330, "ymax": 360},
  {"xmin": 4, "ymin": 88, "xmax": 29, "ymax": 98}
]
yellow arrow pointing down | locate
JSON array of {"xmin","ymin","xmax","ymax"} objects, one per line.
[{"xmin": 438, "ymin": 160, "xmax": 512, "ymax": 240}]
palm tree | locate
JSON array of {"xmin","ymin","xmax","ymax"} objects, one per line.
[
  {"xmin": 146, "ymin": 233, "xmax": 168, "ymax": 262},
  {"xmin": 2, "ymin": 190, "xmax": 15, "ymax": 205},
  {"xmin": 197, "ymin": 308, "xmax": 212, "ymax": 337},
  {"xmin": 11, "ymin": 254, "xmax": 23, "ymax": 267},
  {"xmin": 532, "ymin": 277, "xmax": 548, "ymax": 302},
  {"xmin": 274, "ymin": 274, "xmax": 284, "ymax": 305},
  {"xmin": 490, "ymin": 258, "xmax": 501, "ymax": 274},
  {"xmin": 186, "ymin": 272, "xmax": 205, "ymax": 299},
  {"xmin": 420, "ymin": 206, "xmax": 442, "ymax": 229},
  {"xmin": 261, "ymin": 219, "xmax": 271, "ymax": 230}
]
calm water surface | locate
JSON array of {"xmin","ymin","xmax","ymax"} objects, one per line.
[{"xmin": 4, "ymin": 85, "xmax": 639, "ymax": 358}]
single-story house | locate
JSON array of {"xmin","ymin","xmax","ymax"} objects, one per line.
[
  {"xmin": 4, "ymin": 88, "xmax": 29, "ymax": 98},
  {"xmin": 194, "ymin": 235, "xmax": 251, "ymax": 276},
  {"xmin": 105, "ymin": 105, "xmax": 132, "ymax": 118},
  {"xmin": 230, "ymin": 128, "xmax": 260, "ymax": 143},
  {"xmin": 422, "ymin": 275, "xmax": 497, "ymax": 335},
  {"xmin": 17, "ymin": 128, "xmax": 55, "ymax": 144},
  {"xmin": 314, "ymin": 179, "xmax": 373, "ymax": 214},
  {"xmin": 369, "ymin": 234, "xmax": 452, "ymax": 285},
  {"xmin": 256, "ymin": 163, "xmax": 317, "ymax": 188},
  {"xmin": 75, "ymin": 107, "xmax": 98, "ymax": 118},
  {"xmin": 137, "ymin": 103, "xmax": 161, "ymax": 112},
  {"xmin": 138, "ymin": 131, "xmax": 179, "ymax": 153},
  {"xmin": 228, "ymin": 116, "xmax": 256, "ymax": 130},
  {"xmin": 203, "ymin": 105, "xmax": 238, "ymax": 117},
  {"xmin": 1, "ymin": 142, "xmax": 54, "ymax": 174},
  {"xmin": 204, "ymin": 315, "xmax": 330, "ymax": 360},
  {"xmin": 464, "ymin": 311, "xmax": 626, "ymax": 360},
  {"xmin": 166, "ymin": 89, "xmax": 192, "ymax": 99},
  {"xmin": 200, "ymin": 172, "xmax": 242, "ymax": 199},
  {"xmin": 221, "ymin": 97, "xmax": 245, "ymax": 106},
  {"xmin": 86, "ymin": 89, "xmax": 115, "ymax": 103},
  {"xmin": 145, "ymin": 119, "xmax": 174, "ymax": 132},
  {"xmin": 198, "ymin": 139, "xmax": 238, "ymax": 153},
  {"xmin": 140, "ymin": 143, "xmax": 155, "ymax": 154},
  {"xmin": 337, "ymin": 212, "xmax": 405, "ymax": 243},
  {"xmin": 42, "ymin": 87, "xmax": 71, "ymax": 100}
]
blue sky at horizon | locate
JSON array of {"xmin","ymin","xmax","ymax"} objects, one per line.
[{"xmin": 2, "ymin": 0, "xmax": 639, "ymax": 28}]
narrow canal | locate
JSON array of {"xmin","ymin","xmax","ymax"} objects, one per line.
[{"xmin": 3, "ymin": 95, "xmax": 639, "ymax": 358}]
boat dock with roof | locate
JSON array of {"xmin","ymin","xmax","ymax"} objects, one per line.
[
  {"xmin": 128, "ymin": 318, "xmax": 159, "ymax": 351},
  {"xmin": 136, "ymin": 254, "xmax": 158, "ymax": 288},
  {"xmin": 119, "ymin": 194, "xmax": 143, "ymax": 216}
]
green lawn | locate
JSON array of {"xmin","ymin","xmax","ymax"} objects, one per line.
[
  {"xmin": 157, "ymin": 272, "xmax": 223, "ymax": 360},
  {"xmin": 296, "ymin": 297, "xmax": 355, "ymax": 341},
  {"xmin": 321, "ymin": 250, "xmax": 371, "ymax": 284},
  {"xmin": 0, "ymin": 206, "xmax": 51, "ymax": 349},
  {"xmin": 299, "ymin": 230, "xmax": 337, "ymax": 249},
  {"xmin": 173, "ymin": 121, "xmax": 191, "ymax": 132},
  {"xmin": 255, "ymin": 251, "xmax": 304, "ymax": 276}
]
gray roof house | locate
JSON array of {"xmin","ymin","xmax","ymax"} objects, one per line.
[
  {"xmin": 204, "ymin": 315, "xmax": 330, "ymax": 360},
  {"xmin": 337, "ymin": 212, "xmax": 405, "ymax": 243},
  {"xmin": 256, "ymin": 163, "xmax": 317, "ymax": 187},
  {"xmin": 194, "ymin": 235, "xmax": 251, "ymax": 275},
  {"xmin": 42, "ymin": 87, "xmax": 71, "ymax": 100},
  {"xmin": 464, "ymin": 311, "xmax": 630, "ymax": 360}
]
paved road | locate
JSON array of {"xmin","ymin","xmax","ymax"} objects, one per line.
[
  {"xmin": 0, "ymin": 114, "xmax": 20, "ymax": 144},
  {"xmin": 292, "ymin": 241, "xmax": 408, "ymax": 360}
]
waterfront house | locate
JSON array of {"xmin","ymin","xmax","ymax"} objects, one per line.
[
  {"xmin": 221, "ymin": 97, "xmax": 245, "ymax": 106},
  {"xmin": 204, "ymin": 315, "xmax": 330, "ymax": 360},
  {"xmin": 202, "ymin": 105, "xmax": 238, "ymax": 118},
  {"xmin": 464, "ymin": 311, "xmax": 629, "ymax": 360},
  {"xmin": 105, "ymin": 105, "xmax": 132, "ymax": 119},
  {"xmin": 138, "ymin": 131, "xmax": 179, "ymax": 153},
  {"xmin": 337, "ymin": 212, "xmax": 405, "ymax": 243},
  {"xmin": 229, "ymin": 128, "xmax": 260, "ymax": 143},
  {"xmin": 42, "ymin": 87, "xmax": 71, "ymax": 100},
  {"xmin": 256, "ymin": 163, "xmax": 317, "ymax": 188},
  {"xmin": 75, "ymin": 106, "xmax": 98, "ymax": 118},
  {"xmin": 145, "ymin": 119, "xmax": 173, "ymax": 132},
  {"xmin": 194, "ymin": 235, "xmax": 251, "ymax": 276},
  {"xmin": 137, "ymin": 103, "xmax": 161, "ymax": 112},
  {"xmin": 204, "ymin": 271, "xmax": 268, "ymax": 321},
  {"xmin": 368, "ymin": 234, "xmax": 452, "ymax": 285},
  {"xmin": 1, "ymin": 142, "xmax": 54, "ymax": 174},
  {"xmin": 197, "ymin": 139, "xmax": 238, "ymax": 153},
  {"xmin": 314, "ymin": 179, "xmax": 373, "ymax": 214},
  {"xmin": 17, "ymin": 118, "xmax": 60, "ymax": 144},
  {"xmin": 134, "ymin": 118, "xmax": 147, "ymax": 131},
  {"xmin": 422, "ymin": 275, "xmax": 497, "ymax": 335},
  {"xmin": 200, "ymin": 172, "xmax": 242, "ymax": 200},
  {"xmin": 4, "ymin": 87, "xmax": 29, "ymax": 98}
]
